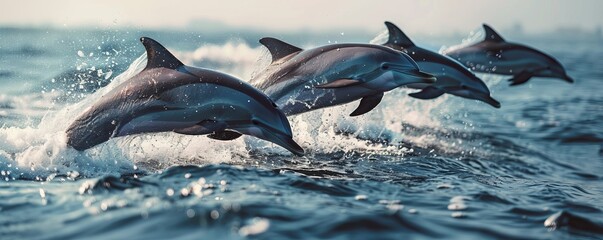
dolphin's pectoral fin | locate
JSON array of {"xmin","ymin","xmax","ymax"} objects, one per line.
[
  {"xmin": 350, "ymin": 93, "xmax": 384, "ymax": 116},
  {"xmin": 408, "ymin": 86, "xmax": 445, "ymax": 99},
  {"xmin": 207, "ymin": 130, "xmax": 243, "ymax": 141},
  {"xmin": 174, "ymin": 125, "xmax": 216, "ymax": 135},
  {"xmin": 508, "ymin": 71, "xmax": 534, "ymax": 86},
  {"xmin": 174, "ymin": 120, "xmax": 227, "ymax": 135},
  {"xmin": 315, "ymin": 79, "xmax": 362, "ymax": 88}
]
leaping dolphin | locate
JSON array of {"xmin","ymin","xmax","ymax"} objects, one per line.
[
  {"xmin": 66, "ymin": 37, "xmax": 304, "ymax": 156},
  {"xmin": 250, "ymin": 38, "xmax": 436, "ymax": 116},
  {"xmin": 381, "ymin": 22, "xmax": 500, "ymax": 108},
  {"xmin": 444, "ymin": 24, "xmax": 574, "ymax": 86}
]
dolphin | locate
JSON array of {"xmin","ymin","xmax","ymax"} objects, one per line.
[
  {"xmin": 381, "ymin": 22, "xmax": 500, "ymax": 108},
  {"xmin": 66, "ymin": 37, "xmax": 304, "ymax": 156},
  {"xmin": 444, "ymin": 24, "xmax": 574, "ymax": 86},
  {"xmin": 249, "ymin": 38, "xmax": 436, "ymax": 116}
]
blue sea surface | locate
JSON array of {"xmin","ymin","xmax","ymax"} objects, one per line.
[{"xmin": 0, "ymin": 27, "xmax": 602, "ymax": 239}]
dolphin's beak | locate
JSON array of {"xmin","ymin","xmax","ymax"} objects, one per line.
[
  {"xmin": 563, "ymin": 75, "xmax": 574, "ymax": 83},
  {"xmin": 482, "ymin": 95, "xmax": 501, "ymax": 108},
  {"xmin": 263, "ymin": 129, "xmax": 305, "ymax": 156}
]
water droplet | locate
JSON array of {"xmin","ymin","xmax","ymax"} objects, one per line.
[
  {"xmin": 448, "ymin": 202, "xmax": 467, "ymax": 210},
  {"xmin": 448, "ymin": 196, "xmax": 470, "ymax": 211},
  {"xmin": 77, "ymin": 50, "xmax": 85, "ymax": 57},
  {"xmin": 355, "ymin": 195, "xmax": 367, "ymax": 201},
  {"xmin": 210, "ymin": 210, "xmax": 220, "ymax": 219},
  {"xmin": 451, "ymin": 212, "xmax": 466, "ymax": 218},
  {"xmin": 186, "ymin": 209, "xmax": 196, "ymax": 218},
  {"xmin": 39, "ymin": 188, "xmax": 46, "ymax": 199},
  {"xmin": 239, "ymin": 218, "xmax": 270, "ymax": 236},
  {"xmin": 180, "ymin": 188, "xmax": 189, "ymax": 197},
  {"xmin": 166, "ymin": 188, "xmax": 174, "ymax": 197}
]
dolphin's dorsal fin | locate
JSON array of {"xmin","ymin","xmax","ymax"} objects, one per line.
[
  {"xmin": 384, "ymin": 21, "xmax": 415, "ymax": 48},
  {"xmin": 259, "ymin": 37, "xmax": 302, "ymax": 63},
  {"xmin": 140, "ymin": 37, "xmax": 184, "ymax": 70},
  {"xmin": 482, "ymin": 24, "xmax": 505, "ymax": 42}
]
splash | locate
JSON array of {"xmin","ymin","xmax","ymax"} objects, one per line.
[
  {"xmin": 440, "ymin": 27, "xmax": 486, "ymax": 54},
  {"xmin": 0, "ymin": 55, "xmax": 149, "ymax": 179},
  {"xmin": 0, "ymin": 41, "xmax": 494, "ymax": 179},
  {"xmin": 369, "ymin": 29, "xmax": 390, "ymax": 45}
]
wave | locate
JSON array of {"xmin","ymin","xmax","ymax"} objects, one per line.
[
  {"xmin": 174, "ymin": 41, "xmax": 270, "ymax": 80},
  {"xmin": 0, "ymin": 45, "xmax": 46, "ymax": 57}
]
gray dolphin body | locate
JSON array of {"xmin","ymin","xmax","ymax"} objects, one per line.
[
  {"xmin": 249, "ymin": 38, "xmax": 436, "ymax": 116},
  {"xmin": 66, "ymin": 37, "xmax": 304, "ymax": 155},
  {"xmin": 381, "ymin": 22, "xmax": 500, "ymax": 108},
  {"xmin": 444, "ymin": 24, "xmax": 573, "ymax": 86}
]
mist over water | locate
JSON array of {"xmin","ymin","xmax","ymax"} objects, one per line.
[{"xmin": 0, "ymin": 27, "xmax": 602, "ymax": 239}]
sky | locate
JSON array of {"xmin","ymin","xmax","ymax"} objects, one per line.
[{"xmin": 1, "ymin": 0, "xmax": 602, "ymax": 34}]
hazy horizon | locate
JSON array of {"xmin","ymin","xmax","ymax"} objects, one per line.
[{"xmin": 2, "ymin": 0, "xmax": 602, "ymax": 35}]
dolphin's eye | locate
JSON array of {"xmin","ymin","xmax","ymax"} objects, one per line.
[
  {"xmin": 461, "ymin": 85, "xmax": 468, "ymax": 89},
  {"xmin": 382, "ymin": 65, "xmax": 389, "ymax": 70},
  {"xmin": 252, "ymin": 119, "xmax": 260, "ymax": 125}
]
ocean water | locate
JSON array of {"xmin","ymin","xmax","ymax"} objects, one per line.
[{"xmin": 0, "ymin": 27, "xmax": 602, "ymax": 239}]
